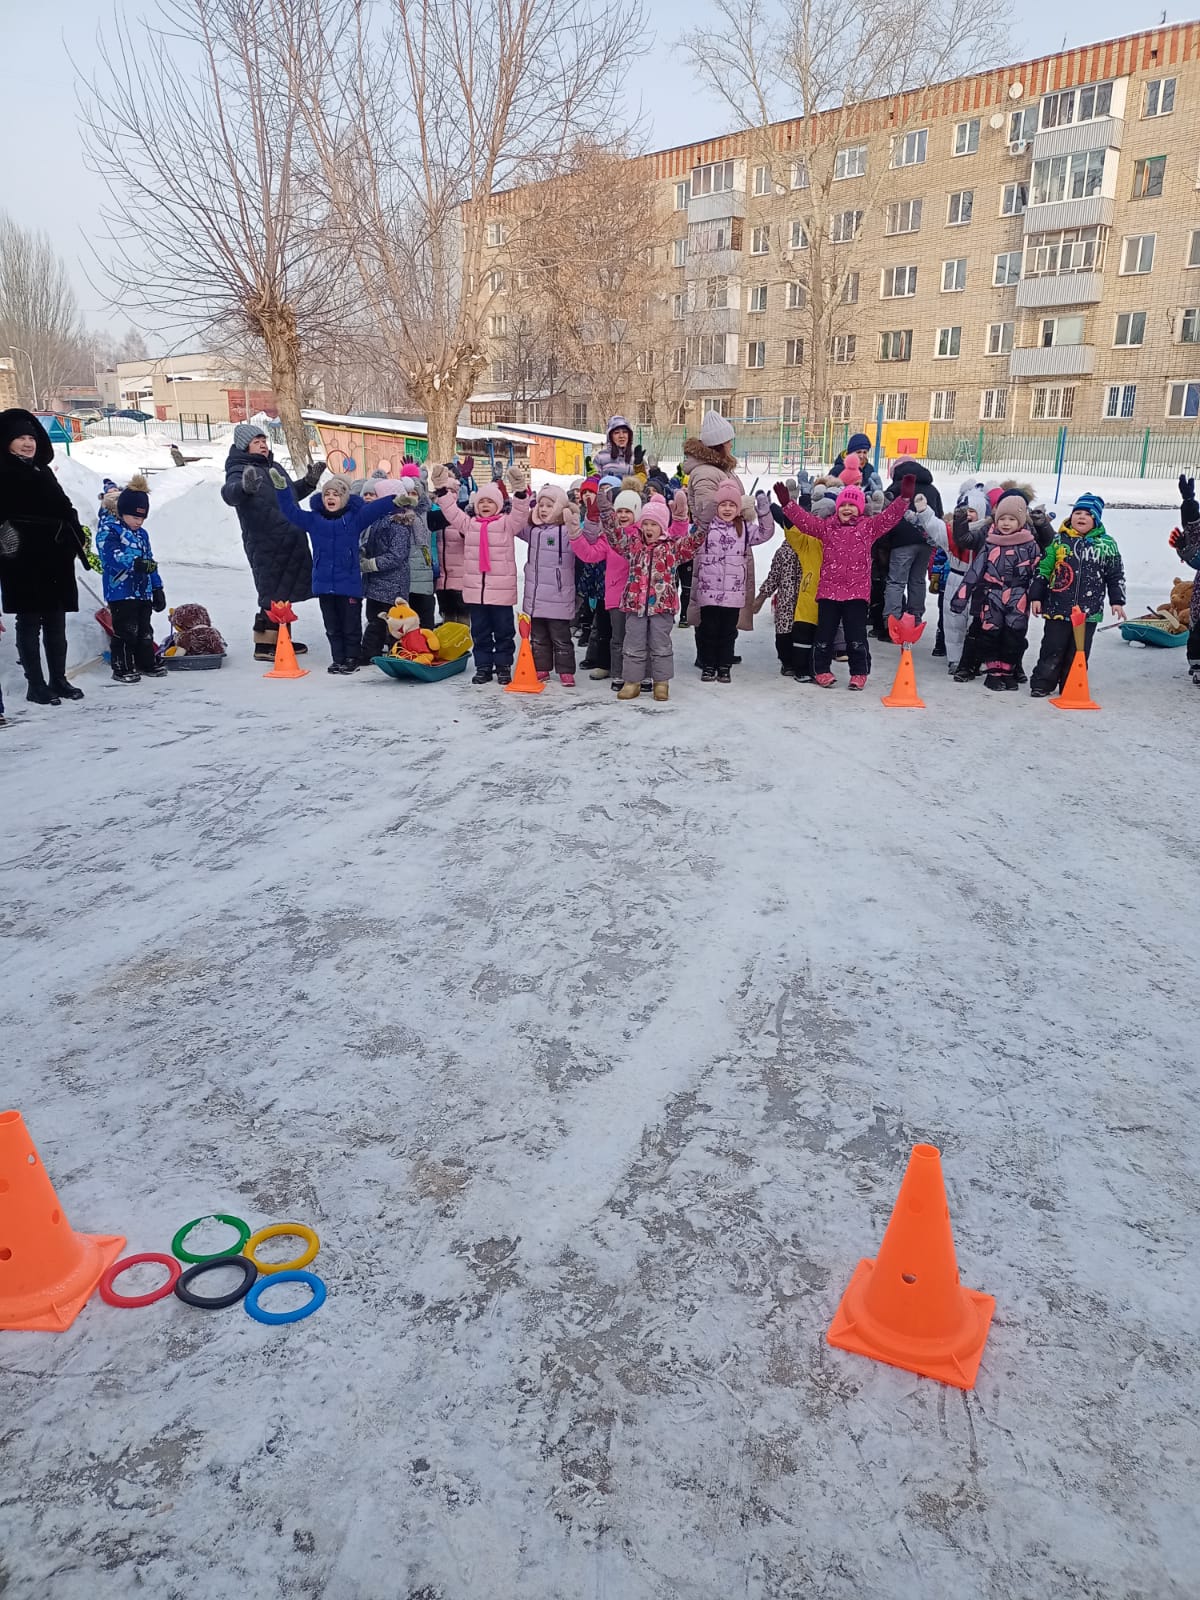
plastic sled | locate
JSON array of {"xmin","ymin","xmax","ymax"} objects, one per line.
[
  {"xmin": 164, "ymin": 654, "xmax": 224, "ymax": 670},
  {"xmin": 1119, "ymin": 620, "xmax": 1188, "ymax": 648},
  {"xmin": 373, "ymin": 653, "xmax": 469, "ymax": 682}
]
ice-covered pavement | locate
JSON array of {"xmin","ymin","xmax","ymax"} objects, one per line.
[{"xmin": 2, "ymin": 530, "xmax": 1199, "ymax": 1598}]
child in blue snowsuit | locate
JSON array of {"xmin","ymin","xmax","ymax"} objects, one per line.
[
  {"xmin": 97, "ymin": 480, "xmax": 167, "ymax": 683},
  {"xmin": 273, "ymin": 471, "xmax": 397, "ymax": 673}
]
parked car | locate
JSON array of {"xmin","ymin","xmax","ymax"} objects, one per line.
[{"xmin": 113, "ymin": 408, "xmax": 154, "ymax": 422}]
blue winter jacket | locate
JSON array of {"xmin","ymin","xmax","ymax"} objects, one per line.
[
  {"xmin": 275, "ymin": 489, "xmax": 396, "ymax": 598},
  {"xmin": 96, "ymin": 507, "xmax": 164, "ymax": 604}
]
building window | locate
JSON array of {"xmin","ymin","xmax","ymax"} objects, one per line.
[
  {"xmin": 980, "ymin": 387, "xmax": 1008, "ymax": 420},
  {"xmin": 875, "ymin": 391, "xmax": 909, "ymax": 420},
  {"xmin": 986, "ymin": 321, "xmax": 1014, "ymax": 356},
  {"xmin": 486, "ymin": 220, "xmax": 507, "ymax": 247},
  {"xmin": 750, "ymin": 225, "xmax": 769, "ymax": 255},
  {"xmin": 835, "ymin": 145, "xmax": 868, "ymax": 181},
  {"xmin": 670, "ymin": 344, "xmax": 687, "ymax": 373},
  {"xmin": 791, "ymin": 161, "xmax": 809, "ymax": 189},
  {"xmin": 879, "ymin": 330, "xmax": 913, "ymax": 362},
  {"xmin": 692, "ymin": 159, "xmax": 735, "ymax": 196},
  {"xmin": 830, "ymin": 392, "xmax": 853, "ymax": 422},
  {"xmin": 931, "ymin": 389, "xmax": 957, "ymax": 421},
  {"xmin": 1031, "ymin": 384, "xmax": 1076, "ymax": 420},
  {"xmin": 941, "ymin": 258, "xmax": 967, "ymax": 293},
  {"xmin": 1132, "ymin": 157, "xmax": 1166, "ymax": 200},
  {"xmin": 753, "ymin": 163, "xmax": 771, "ymax": 196},
  {"xmin": 1178, "ymin": 308, "xmax": 1200, "ymax": 343},
  {"xmin": 674, "ymin": 402, "xmax": 689, "ymax": 425},
  {"xmin": 1189, "ymin": 231, "xmax": 1200, "ymax": 269},
  {"xmin": 746, "ymin": 340, "xmax": 765, "ymax": 369},
  {"xmin": 1120, "ymin": 234, "xmax": 1156, "ymax": 275},
  {"xmin": 744, "ymin": 395, "xmax": 763, "ymax": 422},
  {"xmin": 706, "ymin": 276, "xmax": 728, "ymax": 309},
  {"xmin": 776, "ymin": 396, "xmax": 800, "ymax": 423},
  {"xmin": 1168, "ymin": 381, "xmax": 1200, "ymax": 418},
  {"xmin": 1009, "ymin": 107, "xmax": 1038, "ymax": 144},
  {"xmin": 891, "ymin": 129, "xmax": 928, "ymax": 168},
  {"xmin": 1001, "ymin": 182, "xmax": 1028, "ymax": 216},
  {"xmin": 672, "ymin": 237, "xmax": 688, "ymax": 267},
  {"xmin": 881, "ymin": 265, "xmax": 917, "ymax": 298},
  {"xmin": 935, "ymin": 326, "xmax": 962, "ymax": 358},
  {"xmin": 953, "ymin": 119, "xmax": 980, "ymax": 157},
  {"xmin": 947, "ymin": 190, "xmax": 974, "ymax": 226},
  {"xmin": 785, "ymin": 338, "xmax": 805, "ymax": 366},
  {"xmin": 1143, "ymin": 77, "xmax": 1176, "ymax": 118},
  {"xmin": 572, "ymin": 404, "xmax": 588, "ymax": 429},
  {"xmin": 830, "ymin": 209, "xmax": 862, "ymax": 244},
  {"xmin": 993, "ymin": 251, "xmax": 1022, "ymax": 287},
  {"xmin": 488, "ymin": 313, "xmax": 507, "ymax": 337},
  {"xmin": 691, "ymin": 334, "xmax": 729, "ymax": 366},
  {"xmin": 841, "ymin": 272, "xmax": 860, "ymax": 305},
  {"xmin": 491, "ymin": 359, "xmax": 508, "ymax": 384},
  {"xmin": 789, "ymin": 221, "xmax": 809, "ymax": 250},
  {"xmin": 671, "ymin": 293, "xmax": 686, "ymax": 321},
  {"xmin": 830, "ymin": 334, "xmax": 857, "ymax": 364},
  {"xmin": 1103, "ymin": 384, "xmax": 1137, "ymax": 420},
  {"xmin": 1031, "ymin": 149, "xmax": 1105, "ymax": 206},
  {"xmin": 635, "ymin": 349, "xmax": 655, "ymax": 374},
  {"xmin": 637, "ymin": 401, "xmax": 653, "ymax": 425},
  {"xmin": 688, "ymin": 217, "xmax": 742, "ymax": 253},
  {"xmin": 1041, "ymin": 81, "xmax": 1112, "ymax": 129},
  {"xmin": 487, "ymin": 269, "xmax": 505, "ymax": 293},
  {"xmin": 748, "ymin": 282, "xmax": 767, "ymax": 312},
  {"xmin": 885, "ymin": 198, "xmax": 923, "ymax": 236},
  {"xmin": 674, "ymin": 179, "xmax": 690, "ymax": 210},
  {"xmin": 785, "ymin": 280, "xmax": 806, "ymax": 310},
  {"xmin": 1039, "ymin": 315, "xmax": 1085, "ymax": 347},
  {"xmin": 1113, "ymin": 311, "xmax": 1146, "ymax": 348},
  {"xmin": 1025, "ymin": 225, "xmax": 1104, "ymax": 277}
]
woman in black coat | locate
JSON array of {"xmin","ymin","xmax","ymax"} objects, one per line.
[
  {"xmin": 220, "ymin": 423, "xmax": 325, "ymax": 658},
  {"xmin": 0, "ymin": 409, "xmax": 89, "ymax": 704}
]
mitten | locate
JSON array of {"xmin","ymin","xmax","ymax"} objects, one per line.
[
  {"xmin": 461, "ymin": 455, "xmax": 474, "ymax": 479},
  {"xmin": 740, "ymin": 495, "xmax": 755, "ymax": 518},
  {"xmin": 133, "ymin": 556, "xmax": 158, "ymax": 575},
  {"xmin": 361, "ymin": 556, "xmax": 378, "ymax": 573},
  {"xmin": 755, "ymin": 490, "xmax": 769, "ymax": 513},
  {"xmin": 562, "ymin": 502, "xmax": 580, "ymax": 533},
  {"xmin": 241, "ymin": 464, "xmax": 264, "ymax": 492},
  {"xmin": 505, "ymin": 463, "xmax": 528, "ymax": 494},
  {"xmin": 773, "ymin": 480, "xmax": 790, "ymax": 506},
  {"xmin": 671, "ymin": 489, "xmax": 689, "ymax": 520},
  {"xmin": 1180, "ymin": 475, "xmax": 1199, "ymax": 523},
  {"xmin": 152, "ymin": 589, "xmax": 167, "ymax": 613},
  {"xmin": 633, "ymin": 445, "xmax": 645, "ymax": 466},
  {"xmin": 899, "ymin": 474, "xmax": 917, "ymax": 500},
  {"xmin": 430, "ymin": 463, "xmax": 451, "ymax": 490},
  {"xmin": 913, "ymin": 493, "xmax": 927, "ymax": 513},
  {"xmin": 268, "ymin": 467, "xmax": 288, "ymax": 489},
  {"xmin": 1169, "ymin": 527, "xmax": 1183, "ymax": 550}
]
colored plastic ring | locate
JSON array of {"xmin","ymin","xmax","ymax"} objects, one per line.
[
  {"xmin": 171, "ymin": 1212, "xmax": 251, "ymax": 1264},
  {"xmin": 173, "ymin": 1254, "xmax": 259, "ymax": 1310},
  {"xmin": 99, "ymin": 1252, "xmax": 182, "ymax": 1308},
  {"xmin": 244, "ymin": 1222, "xmax": 321, "ymax": 1275},
  {"xmin": 243, "ymin": 1269, "xmax": 327, "ymax": 1327}
]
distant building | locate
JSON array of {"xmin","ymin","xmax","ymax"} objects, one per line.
[
  {"xmin": 113, "ymin": 352, "xmax": 279, "ymax": 425},
  {"xmin": 0, "ymin": 358, "xmax": 18, "ymax": 411}
]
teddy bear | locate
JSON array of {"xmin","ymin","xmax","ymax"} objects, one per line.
[
  {"xmin": 164, "ymin": 602, "xmax": 227, "ymax": 657},
  {"xmin": 383, "ymin": 599, "xmax": 441, "ymax": 662},
  {"xmin": 1166, "ymin": 577, "xmax": 1193, "ymax": 627}
]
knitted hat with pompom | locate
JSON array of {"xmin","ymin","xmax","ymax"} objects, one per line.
[{"xmin": 835, "ymin": 485, "xmax": 866, "ymax": 515}]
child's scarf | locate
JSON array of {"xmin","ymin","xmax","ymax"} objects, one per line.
[{"xmin": 478, "ymin": 516, "xmax": 494, "ymax": 573}]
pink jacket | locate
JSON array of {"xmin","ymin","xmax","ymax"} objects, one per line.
[
  {"xmin": 434, "ymin": 508, "xmax": 466, "ymax": 593},
  {"xmin": 603, "ymin": 519, "xmax": 704, "ymax": 616},
  {"xmin": 436, "ymin": 490, "xmax": 531, "ymax": 606},
  {"xmin": 782, "ymin": 495, "xmax": 910, "ymax": 601},
  {"xmin": 573, "ymin": 515, "xmax": 630, "ymax": 610}
]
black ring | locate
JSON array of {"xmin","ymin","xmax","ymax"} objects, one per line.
[{"xmin": 173, "ymin": 1254, "xmax": 259, "ymax": 1310}]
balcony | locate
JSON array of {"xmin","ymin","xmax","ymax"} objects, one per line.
[
  {"xmin": 1023, "ymin": 194, "xmax": 1115, "ymax": 235},
  {"xmin": 1009, "ymin": 345, "xmax": 1095, "ymax": 378},
  {"xmin": 687, "ymin": 190, "xmax": 746, "ymax": 225},
  {"xmin": 687, "ymin": 362, "xmax": 740, "ymax": 391},
  {"xmin": 1031, "ymin": 117, "xmax": 1124, "ymax": 159},
  {"xmin": 687, "ymin": 248, "xmax": 743, "ymax": 278},
  {"xmin": 688, "ymin": 304, "xmax": 742, "ymax": 334},
  {"xmin": 1016, "ymin": 271, "xmax": 1105, "ymax": 308}
]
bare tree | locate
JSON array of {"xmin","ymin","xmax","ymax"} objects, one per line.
[
  {"xmin": 277, "ymin": 0, "xmax": 644, "ymax": 462},
  {"xmin": 79, "ymin": 0, "xmax": 346, "ymax": 463},
  {"xmin": 684, "ymin": 0, "xmax": 1008, "ymax": 425},
  {"xmin": 0, "ymin": 213, "xmax": 90, "ymax": 408}
]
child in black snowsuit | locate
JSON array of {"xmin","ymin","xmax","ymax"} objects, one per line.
[{"xmin": 949, "ymin": 492, "xmax": 1040, "ymax": 691}]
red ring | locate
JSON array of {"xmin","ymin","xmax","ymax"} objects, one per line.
[{"xmin": 99, "ymin": 1252, "xmax": 182, "ymax": 1308}]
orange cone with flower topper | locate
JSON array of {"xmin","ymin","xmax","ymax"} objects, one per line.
[
  {"xmin": 881, "ymin": 613, "xmax": 926, "ymax": 708},
  {"xmin": 1050, "ymin": 606, "xmax": 1100, "ymax": 710},
  {"xmin": 263, "ymin": 601, "xmax": 308, "ymax": 679},
  {"xmin": 505, "ymin": 614, "xmax": 544, "ymax": 695}
]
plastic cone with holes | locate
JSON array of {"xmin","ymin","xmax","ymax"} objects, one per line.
[
  {"xmin": 881, "ymin": 613, "xmax": 926, "ymax": 708},
  {"xmin": 827, "ymin": 1142, "xmax": 994, "ymax": 1389},
  {"xmin": 263, "ymin": 600, "xmax": 309, "ymax": 681},
  {"xmin": 1050, "ymin": 605, "xmax": 1100, "ymax": 711},
  {"xmin": 0, "ymin": 1110, "xmax": 125, "ymax": 1332},
  {"xmin": 505, "ymin": 614, "xmax": 544, "ymax": 695}
]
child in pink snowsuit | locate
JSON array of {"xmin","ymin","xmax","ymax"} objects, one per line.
[
  {"xmin": 774, "ymin": 473, "xmax": 914, "ymax": 688},
  {"xmin": 430, "ymin": 464, "xmax": 530, "ymax": 684}
]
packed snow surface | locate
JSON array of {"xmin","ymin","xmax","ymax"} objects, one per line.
[{"xmin": 1, "ymin": 443, "xmax": 1198, "ymax": 1599}]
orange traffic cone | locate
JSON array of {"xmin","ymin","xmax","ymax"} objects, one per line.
[
  {"xmin": 827, "ymin": 1143, "xmax": 994, "ymax": 1389},
  {"xmin": 263, "ymin": 600, "xmax": 309, "ymax": 680},
  {"xmin": 1050, "ymin": 606, "xmax": 1100, "ymax": 710},
  {"xmin": 0, "ymin": 1110, "xmax": 125, "ymax": 1332},
  {"xmin": 505, "ymin": 614, "xmax": 544, "ymax": 695},
  {"xmin": 881, "ymin": 648, "xmax": 925, "ymax": 709}
]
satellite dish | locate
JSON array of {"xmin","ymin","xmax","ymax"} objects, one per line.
[
  {"xmin": 989, "ymin": 112, "xmax": 1005, "ymax": 129},
  {"xmin": 1008, "ymin": 81, "xmax": 1024, "ymax": 99}
]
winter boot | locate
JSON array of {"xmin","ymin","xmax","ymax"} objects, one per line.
[
  {"xmin": 848, "ymin": 675, "xmax": 867, "ymax": 690},
  {"xmin": 50, "ymin": 677, "xmax": 84, "ymax": 700},
  {"xmin": 496, "ymin": 666, "xmax": 512, "ymax": 686},
  {"xmin": 559, "ymin": 673, "xmax": 575, "ymax": 686},
  {"xmin": 984, "ymin": 673, "xmax": 1006, "ymax": 691},
  {"xmin": 701, "ymin": 668, "xmax": 716, "ymax": 683},
  {"xmin": 253, "ymin": 613, "xmax": 278, "ymax": 661},
  {"xmin": 617, "ymin": 681, "xmax": 642, "ymax": 700},
  {"xmin": 716, "ymin": 668, "xmax": 731, "ymax": 683},
  {"xmin": 471, "ymin": 669, "xmax": 494, "ymax": 685},
  {"xmin": 589, "ymin": 667, "xmax": 610, "ymax": 680},
  {"xmin": 814, "ymin": 673, "xmax": 836, "ymax": 688},
  {"xmin": 652, "ymin": 682, "xmax": 669, "ymax": 702}
]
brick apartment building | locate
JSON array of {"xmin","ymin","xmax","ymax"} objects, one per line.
[{"xmin": 481, "ymin": 22, "xmax": 1200, "ymax": 446}]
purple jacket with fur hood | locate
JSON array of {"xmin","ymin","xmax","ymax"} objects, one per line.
[{"xmin": 693, "ymin": 494, "xmax": 775, "ymax": 607}]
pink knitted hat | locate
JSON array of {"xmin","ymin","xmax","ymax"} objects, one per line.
[
  {"xmin": 638, "ymin": 497, "xmax": 671, "ymax": 532},
  {"xmin": 835, "ymin": 485, "xmax": 866, "ymax": 514},
  {"xmin": 713, "ymin": 477, "xmax": 743, "ymax": 507}
]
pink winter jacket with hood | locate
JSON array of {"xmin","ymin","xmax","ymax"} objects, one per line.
[
  {"xmin": 693, "ymin": 484, "xmax": 775, "ymax": 608},
  {"xmin": 780, "ymin": 483, "xmax": 912, "ymax": 601},
  {"xmin": 434, "ymin": 479, "xmax": 531, "ymax": 606}
]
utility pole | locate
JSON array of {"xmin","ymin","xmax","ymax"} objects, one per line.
[{"xmin": 9, "ymin": 345, "xmax": 38, "ymax": 411}]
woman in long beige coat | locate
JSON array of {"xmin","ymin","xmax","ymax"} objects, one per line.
[{"xmin": 682, "ymin": 411, "xmax": 756, "ymax": 632}]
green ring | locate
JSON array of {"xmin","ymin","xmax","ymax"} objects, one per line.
[{"xmin": 171, "ymin": 1213, "xmax": 252, "ymax": 1265}]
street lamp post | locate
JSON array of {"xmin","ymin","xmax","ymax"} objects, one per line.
[{"xmin": 8, "ymin": 345, "xmax": 38, "ymax": 411}]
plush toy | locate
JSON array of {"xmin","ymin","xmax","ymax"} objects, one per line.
[
  {"xmin": 164, "ymin": 602, "xmax": 227, "ymax": 657},
  {"xmin": 1167, "ymin": 577, "xmax": 1194, "ymax": 627},
  {"xmin": 383, "ymin": 599, "xmax": 441, "ymax": 663}
]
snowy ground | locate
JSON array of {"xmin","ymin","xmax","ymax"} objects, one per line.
[{"xmin": 2, "ymin": 443, "xmax": 1199, "ymax": 1599}]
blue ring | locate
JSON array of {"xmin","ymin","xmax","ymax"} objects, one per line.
[{"xmin": 243, "ymin": 1269, "xmax": 327, "ymax": 1326}]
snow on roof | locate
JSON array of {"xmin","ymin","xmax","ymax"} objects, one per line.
[
  {"xmin": 301, "ymin": 408, "xmax": 517, "ymax": 444},
  {"xmin": 493, "ymin": 421, "xmax": 606, "ymax": 446}
]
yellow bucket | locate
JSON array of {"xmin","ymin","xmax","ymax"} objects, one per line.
[{"xmin": 433, "ymin": 622, "xmax": 473, "ymax": 663}]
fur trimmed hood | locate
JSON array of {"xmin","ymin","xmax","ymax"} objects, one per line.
[{"xmin": 682, "ymin": 438, "xmax": 738, "ymax": 471}]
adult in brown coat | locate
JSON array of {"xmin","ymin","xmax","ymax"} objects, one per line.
[{"xmin": 683, "ymin": 411, "xmax": 755, "ymax": 632}]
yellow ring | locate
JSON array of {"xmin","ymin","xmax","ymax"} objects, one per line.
[{"xmin": 244, "ymin": 1222, "xmax": 320, "ymax": 1275}]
